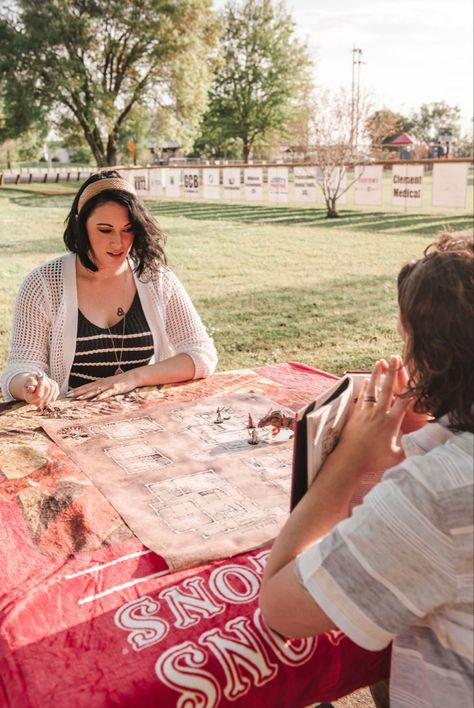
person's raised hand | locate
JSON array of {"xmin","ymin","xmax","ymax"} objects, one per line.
[{"xmin": 339, "ymin": 355, "xmax": 410, "ymax": 474}]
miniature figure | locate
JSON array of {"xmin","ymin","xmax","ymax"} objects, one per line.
[
  {"xmin": 257, "ymin": 409, "xmax": 296, "ymax": 437},
  {"xmin": 214, "ymin": 407, "xmax": 224, "ymax": 424},
  {"xmin": 248, "ymin": 428, "xmax": 259, "ymax": 445},
  {"xmin": 247, "ymin": 413, "xmax": 255, "ymax": 429}
]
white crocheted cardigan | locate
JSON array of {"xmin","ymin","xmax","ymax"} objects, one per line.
[{"xmin": 1, "ymin": 253, "xmax": 217, "ymax": 401}]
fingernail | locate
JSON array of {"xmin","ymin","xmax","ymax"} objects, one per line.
[
  {"xmin": 65, "ymin": 390, "xmax": 75, "ymax": 398},
  {"xmin": 389, "ymin": 355, "xmax": 398, "ymax": 367}
]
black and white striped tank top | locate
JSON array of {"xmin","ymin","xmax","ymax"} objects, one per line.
[{"xmin": 68, "ymin": 292, "xmax": 154, "ymax": 388}]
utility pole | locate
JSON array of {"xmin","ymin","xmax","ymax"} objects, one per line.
[{"xmin": 351, "ymin": 47, "xmax": 363, "ymax": 152}]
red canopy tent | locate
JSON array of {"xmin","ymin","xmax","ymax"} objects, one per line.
[{"xmin": 388, "ymin": 133, "xmax": 416, "ymax": 146}]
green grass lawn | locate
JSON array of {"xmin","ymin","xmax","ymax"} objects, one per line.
[{"xmin": 1, "ymin": 184, "xmax": 472, "ymax": 383}]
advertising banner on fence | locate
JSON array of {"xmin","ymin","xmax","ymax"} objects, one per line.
[
  {"xmin": 223, "ymin": 168, "xmax": 241, "ymax": 200},
  {"xmin": 432, "ymin": 162, "xmax": 469, "ymax": 208},
  {"xmin": 183, "ymin": 169, "xmax": 200, "ymax": 199},
  {"xmin": 392, "ymin": 165, "xmax": 423, "ymax": 208},
  {"xmin": 354, "ymin": 165, "xmax": 383, "ymax": 206},
  {"xmin": 164, "ymin": 169, "xmax": 180, "ymax": 198},
  {"xmin": 202, "ymin": 168, "xmax": 220, "ymax": 199},
  {"xmin": 268, "ymin": 167, "xmax": 289, "ymax": 203},
  {"xmin": 148, "ymin": 169, "xmax": 164, "ymax": 198},
  {"xmin": 293, "ymin": 167, "xmax": 317, "ymax": 204},
  {"xmin": 244, "ymin": 168, "xmax": 264, "ymax": 201},
  {"xmin": 130, "ymin": 169, "xmax": 149, "ymax": 196}
]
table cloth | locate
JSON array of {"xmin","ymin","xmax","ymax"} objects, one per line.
[{"xmin": 0, "ymin": 363, "xmax": 390, "ymax": 707}]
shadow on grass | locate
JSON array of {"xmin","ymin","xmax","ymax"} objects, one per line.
[
  {"xmin": 149, "ymin": 201, "xmax": 472, "ymax": 236},
  {"xmin": 0, "ymin": 186, "xmax": 79, "ymax": 209},
  {"xmin": 2, "ymin": 189, "xmax": 470, "ymax": 237}
]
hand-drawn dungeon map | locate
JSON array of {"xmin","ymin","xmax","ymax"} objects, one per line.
[{"xmin": 42, "ymin": 391, "xmax": 295, "ymax": 570}]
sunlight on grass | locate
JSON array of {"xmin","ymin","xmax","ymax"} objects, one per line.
[{"xmin": 1, "ymin": 187, "xmax": 470, "ymax": 380}]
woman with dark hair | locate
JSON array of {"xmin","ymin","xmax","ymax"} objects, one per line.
[
  {"xmin": 1, "ymin": 170, "xmax": 217, "ymax": 405},
  {"xmin": 260, "ymin": 233, "xmax": 473, "ymax": 707}
]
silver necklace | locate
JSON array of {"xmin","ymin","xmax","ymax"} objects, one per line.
[{"xmin": 107, "ymin": 308, "xmax": 126, "ymax": 375}]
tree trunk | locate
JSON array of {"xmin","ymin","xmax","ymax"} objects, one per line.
[
  {"xmin": 106, "ymin": 133, "xmax": 119, "ymax": 166},
  {"xmin": 79, "ymin": 120, "xmax": 106, "ymax": 166},
  {"xmin": 242, "ymin": 141, "xmax": 251, "ymax": 163},
  {"xmin": 325, "ymin": 197, "xmax": 340, "ymax": 218}
]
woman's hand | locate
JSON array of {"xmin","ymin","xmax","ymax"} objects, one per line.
[
  {"xmin": 10, "ymin": 371, "xmax": 60, "ymax": 406},
  {"xmin": 70, "ymin": 369, "xmax": 140, "ymax": 401},
  {"xmin": 340, "ymin": 355, "xmax": 410, "ymax": 474}
]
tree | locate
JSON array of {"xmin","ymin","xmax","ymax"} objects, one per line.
[
  {"xmin": 366, "ymin": 108, "xmax": 415, "ymax": 147},
  {"xmin": 197, "ymin": 0, "xmax": 314, "ymax": 162},
  {"xmin": 410, "ymin": 101, "xmax": 462, "ymax": 144},
  {"xmin": 0, "ymin": 0, "xmax": 219, "ymax": 166},
  {"xmin": 309, "ymin": 89, "xmax": 399, "ymax": 218}
]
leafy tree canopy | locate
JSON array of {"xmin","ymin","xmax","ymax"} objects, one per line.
[
  {"xmin": 196, "ymin": 0, "xmax": 314, "ymax": 161},
  {"xmin": 410, "ymin": 101, "xmax": 462, "ymax": 143},
  {"xmin": 366, "ymin": 108, "xmax": 415, "ymax": 147},
  {"xmin": 0, "ymin": 0, "xmax": 219, "ymax": 166}
]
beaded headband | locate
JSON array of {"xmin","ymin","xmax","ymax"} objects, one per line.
[{"xmin": 77, "ymin": 177, "xmax": 137, "ymax": 214}]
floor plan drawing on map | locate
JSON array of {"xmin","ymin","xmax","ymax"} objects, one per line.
[
  {"xmin": 104, "ymin": 441, "xmax": 173, "ymax": 474},
  {"xmin": 146, "ymin": 469, "xmax": 286, "ymax": 538}
]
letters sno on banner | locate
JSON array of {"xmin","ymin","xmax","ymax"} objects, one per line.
[
  {"xmin": 203, "ymin": 169, "xmax": 220, "ymax": 200},
  {"xmin": 392, "ymin": 165, "xmax": 423, "ymax": 208},
  {"xmin": 293, "ymin": 167, "xmax": 317, "ymax": 204},
  {"xmin": 432, "ymin": 162, "xmax": 469, "ymax": 208},
  {"xmin": 354, "ymin": 165, "xmax": 383, "ymax": 206},
  {"xmin": 183, "ymin": 170, "xmax": 200, "ymax": 199},
  {"xmin": 165, "ymin": 169, "xmax": 181, "ymax": 198},
  {"xmin": 268, "ymin": 167, "xmax": 289, "ymax": 203},
  {"xmin": 131, "ymin": 169, "xmax": 149, "ymax": 196},
  {"xmin": 244, "ymin": 168, "xmax": 264, "ymax": 201},
  {"xmin": 148, "ymin": 169, "xmax": 164, "ymax": 198},
  {"xmin": 223, "ymin": 168, "xmax": 241, "ymax": 201}
]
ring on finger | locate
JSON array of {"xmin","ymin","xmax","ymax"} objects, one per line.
[{"xmin": 364, "ymin": 395, "xmax": 377, "ymax": 403}]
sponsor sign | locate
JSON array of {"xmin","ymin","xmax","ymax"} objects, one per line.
[
  {"xmin": 165, "ymin": 169, "xmax": 181, "ymax": 198},
  {"xmin": 223, "ymin": 168, "xmax": 241, "ymax": 200},
  {"xmin": 183, "ymin": 169, "xmax": 200, "ymax": 199},
  {"xmin": 268, "ymin": 167, "xmax": 289, "ymax": 203},
  {"xmin": 293, "ymin": 167, "xmax": 317, "ymax": 204},
  {"xmin": 203, "ymin": 168, "xmax": 220, "ymax": 200},
  {"xmin": 391, "ymin": 165, "xmax": 423, "ymax": 208},
  {"xmin": 432, "ymin": 162, "xmax": 469, "ymax": 208},
  {"xmin": 244, "ymin": 168, "xmax": 264, "ymax": 201},
  {"xmin": 354, "ymin": 165, "xmax": 383, "ymax": 206},
  {"xmin": 148, "ymin": 169, "xmax": 164, "ymax": 198},
  {"xmin": 131, "ymin": 169, "xmax": 149, "ymax": 196}
]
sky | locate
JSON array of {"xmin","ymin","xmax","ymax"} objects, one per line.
[{"xmin": 213, "ymin": 0, "xmax": 473, "ymax": 132}]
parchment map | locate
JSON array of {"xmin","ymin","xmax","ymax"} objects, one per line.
[
  {"xmin": 146, "ymin": 469, "xmax": 284, "ymax": 538},
  {"xmin": 42, "ymin": 391, "xmax": 294, "ymax": 570}
]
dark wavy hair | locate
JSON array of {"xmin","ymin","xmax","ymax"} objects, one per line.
[
  {"xmin": 63, "ymin": 170, "xmax": 166, "ymax": 277},
  {"xmin": 397, "ymin": 232, "xmax": 473, "ymax": 432}
]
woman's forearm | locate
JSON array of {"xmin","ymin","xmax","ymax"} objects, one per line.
[
  {"xmin": 263, "ymin": 443, "xmax": 366, "ymax": 581},
  {"xmin": 129, "ymin": 353, "xmax": 196, "ymax": 388}
]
